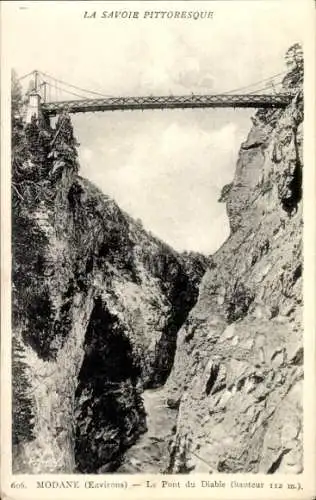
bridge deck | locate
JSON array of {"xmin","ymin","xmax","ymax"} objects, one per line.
[{"xmin": 41, "ymin": 93, "xmax": 291, "ymax": 115}]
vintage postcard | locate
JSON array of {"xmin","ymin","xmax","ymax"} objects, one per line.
[{"xmin": 1, "ymin": 0, "xmax": 315, "ymax": 499}]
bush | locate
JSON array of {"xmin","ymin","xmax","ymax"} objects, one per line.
[{"xmin": 226, "ymin": 281, "xmax": 254, "ymax": 323}]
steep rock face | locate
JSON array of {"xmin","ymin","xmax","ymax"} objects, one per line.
[
  {"xmin": 11, "ymin": 117, "xmax": 207, "ymax": 473},
  {"xmin": 165, "ymin": 90, "xmax": 303, "ymax": 474}
]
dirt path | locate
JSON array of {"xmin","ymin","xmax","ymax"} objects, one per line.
[{"xmin": 117, "ymin": 387, "xmax": 177, "ymax": 473}]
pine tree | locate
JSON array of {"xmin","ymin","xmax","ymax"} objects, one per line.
[
  {"xmin": 11, "ymin": 70, "xmax": 25, "ymax": 150},
  {"xmin": 285, "ymin": 43, "xmax": 303, "ymax": 72},
  {"xmin": 25, "ymin": 115, "xmax": 40, "ymax": 154},
  {"xmin": 283, "ymin": 43, "xmax": 304, "ymax": 89},
  {"xmin": 55, "ymin": 114, "xmax": 78, "ymax": 149},
  {"xmin": 11, "ymin": 70, "xmax": 30, "ymax": 190},
  {"xmin": 11, "ymin": 69, "xmax": 23, "ymax": 121},
  {"xmin": 52, "ymin": 113, "xmax": 79, "ymax": 169}
]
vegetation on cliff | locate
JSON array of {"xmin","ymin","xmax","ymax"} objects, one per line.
[
  {"xmin": 11, "ymin": 44, "xmax": 303, "ymax": 473},
  {"xmin": 165, "ymin": 47, "xmax": 304, "ymax": 474},
  {"xmin": 11, "ymin": 73, "xmax": 207, "ymax": 472}
]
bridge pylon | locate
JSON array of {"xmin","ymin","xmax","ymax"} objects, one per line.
[
  {"xmin": 25, "ymin": 90, "xmax": 42, "ymax": 123},
  {"xmin": 25, "ymin": 70, "xmax": 42, "ymax": 123}
]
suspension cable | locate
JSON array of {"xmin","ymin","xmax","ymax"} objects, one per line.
[
  {"xmin": 46, "ymin": 82, "xmax": 92, "ymax": 100},
  {"xmin": 17, "ymin": 70, "xmax": 35, "ymax": 81},
  {"xmin": 39, "ymin": 70, "xmax": 114, "ymax": 98},
  {"xmin": 19, "ymin": 68, "xmax": 289, "ymax": 106},
  {"xmin": 221, "ymin": 70, "xmax": 287, "ymax": 95},
  {"xmin": 247, "ymin": 80, "xmax": 284, "ymax": 95}
]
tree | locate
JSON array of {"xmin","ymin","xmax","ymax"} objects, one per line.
[
  {"xmin": 285, "ymin": 43, "xmax": 303, "ymax": 71},
  {"xmin": 11, "ymin": 70, "xmax": 25, "ymax": 149},
  {"xmin": 283, "ymin": 43, "xmax": 304, "ymax": 90},
  {"xmin": 11, "ymin": 70, "xmax": 30, "ymax": 189},
  {"xmin": 25, "ymin": 115, "xmax": 40, "ymax": 153},
  {"xmin": 11, "ymin": 69, "xmax": 23, "ymax": 120},
  {"xmin": 53, "ymin": 113, "xmax": 79, "ymax": 153},
  {"xmin": 55, "ymin": 114, "xmax": 78, "ymax": 146}
]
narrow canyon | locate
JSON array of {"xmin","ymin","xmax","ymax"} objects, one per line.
[{"xmin": 11, "ymin": 57, "xmax": 303, "ymax": 474}]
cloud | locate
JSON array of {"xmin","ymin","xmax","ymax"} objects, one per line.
[
  {"xmin": 7, "ymin": 1, "xmax": 307, "ymax": 252},
  {"xmin": 78, "ymin": 112, "xmax": 244, "ymax": 253}
]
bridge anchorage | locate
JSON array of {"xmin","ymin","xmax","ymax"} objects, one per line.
[{"xmin": 21, "ymin": 70, "xmax": 294, "ymax": 123}]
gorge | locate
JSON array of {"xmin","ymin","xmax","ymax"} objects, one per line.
[{"xmin": 11, "ymin": 58, "xmax": 303, "ymax": 474}]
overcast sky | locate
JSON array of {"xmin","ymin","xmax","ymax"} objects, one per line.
[{"xmin": 4, "ymin": 1, "xmax": 306, "ymax": 253}]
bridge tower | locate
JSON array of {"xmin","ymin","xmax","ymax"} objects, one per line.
[{"xmin": 25, "ymin": 70, "xmax": 42, "ymax": 123}]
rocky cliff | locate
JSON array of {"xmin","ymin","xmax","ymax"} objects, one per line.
[
  {"xmin": 11, "ymin": 57, "xmax": 303, "ymax": 475},
  {"xmin": 11, "ymin": 111, "xmax": 207, "ymax": 473},
  {"xmin": 165, "ymin": 85, "xmax": 303, "ymax": 473}
]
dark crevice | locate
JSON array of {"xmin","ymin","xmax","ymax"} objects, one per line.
[
  {"xmin": 147, "ymin": 282, "xmax": 200, "ymax": 388},
  {"xmin": 267, "ymin": 449, "xmax": 291, "ymax": 474},
  {"xmin": 74, "ymin": 297, "xmax": 146, "ymax": 473},
  {"xmin": 282, "ymin": 127, "xmax": 302, "ymax": 214},
  {"xmin": 293, "ymin": 263, "xmax": 302, "ymax": 283},
  {"xmin": 205, "ymin": 364, "xmax": 220, "ymax": 396},
  {"xmin": 184, "ymin": 330, "xmax": 195, "ymax": 343},
  {"xmin": 241, "ymin": 140, "xmax": 264, "ymax": 150},
  {"xmin": 291, "ymin": 347, "xmax": 304, "ymax": 366}
]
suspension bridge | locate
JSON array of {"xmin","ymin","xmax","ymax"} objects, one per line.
[{"xmin": 19, "ymin": 69, "xmax": 293, "ymax": 122}]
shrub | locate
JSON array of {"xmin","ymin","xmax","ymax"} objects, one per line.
[{"xmin": 226, "ymin": 281, "xmax": 255, "ymax": 323}]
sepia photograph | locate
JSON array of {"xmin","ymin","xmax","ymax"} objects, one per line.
[{"xmin": 1, "ymin": 1, "xmax": 315, "ymax": 498}]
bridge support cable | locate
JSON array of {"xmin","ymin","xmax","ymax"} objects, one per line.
[
  {"xmin": 221, "ymin": 70, "xmax": 287, "ymax": 95},
  {"xmin": 20, "ymin": 69, "xmax": 294, "ymax": 121},
  {"xmin": 37, "ymin": 70, "xmax": 115, "ymax": 99},
  {"xmin": 45, "ymin": 81, "xmax": 92, "ymax": 101}
]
